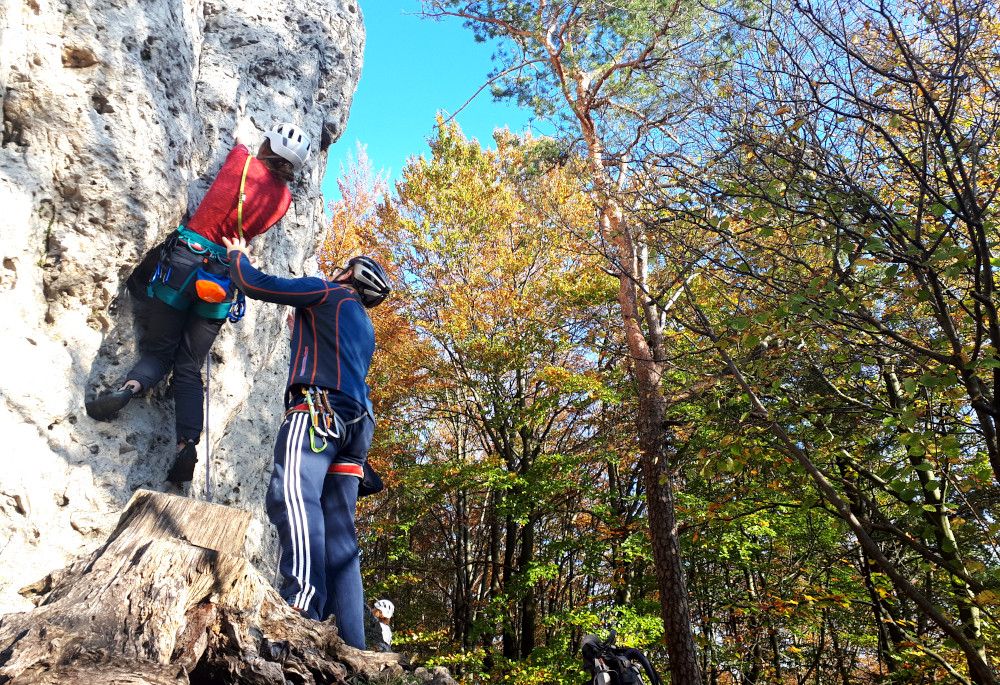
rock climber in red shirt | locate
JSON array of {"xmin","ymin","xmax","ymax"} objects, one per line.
[{"xmin": 86, "ymin": 122, "xmax": 312, "ymax": 488}]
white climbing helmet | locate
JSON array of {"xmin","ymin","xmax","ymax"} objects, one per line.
[
  {"xmin": 263, "ymin": 122, "xmax": 311, "ymax": 170},
  {"xmin": 374, "ymin": 599, "xmax": 394, "ymax": 619}
]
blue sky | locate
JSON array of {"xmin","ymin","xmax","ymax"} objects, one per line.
[{"xmin": 320, "ymin": 1, "xmax": 542, "ymax": 204}]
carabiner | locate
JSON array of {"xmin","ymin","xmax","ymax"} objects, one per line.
[
  {"xmin": 309, "ymin": 426, "xmax": 327, "ymax": 453},
  {"xmin": 304, "ymin": 389, "xmax": 319, "ymax": 427}
]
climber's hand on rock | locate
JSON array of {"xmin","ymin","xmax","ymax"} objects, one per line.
[
  {"xmin": 234, "ymin": 118, "xmax": 255, "ymax": 147},
  {"xmin": 223, "ymin": 235, "xmax": 250, "ymax": 258}
]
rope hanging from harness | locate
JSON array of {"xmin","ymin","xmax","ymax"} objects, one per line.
[
  {"xmin": 226, "ymin": 155, "xmax": 253, "ymax": 323},
  {"xmin": 237, "ymin": 155, "xmax": 251, "ymax": 241},
  {"xmin": 204, "ymin": 353, "xmax": 212, "ymax": 502}
]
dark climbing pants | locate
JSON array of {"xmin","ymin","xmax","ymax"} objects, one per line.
[{"xmin": 126, "ymin": 296, "xmax": 224, "ymax": 444}]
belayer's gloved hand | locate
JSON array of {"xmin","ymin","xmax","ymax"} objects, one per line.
[{"xmin": 167, "ymin": 442, "xmax": 199, "ymax": 486}]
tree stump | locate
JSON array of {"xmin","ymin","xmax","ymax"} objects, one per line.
[{"xmin": 0, "ymin": 490, "xmax": 447, "ymax": 685}]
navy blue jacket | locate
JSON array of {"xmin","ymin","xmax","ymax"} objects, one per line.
[{"xmin": 228, "ymin": 252, "xmax": 375, "ymax": 412}]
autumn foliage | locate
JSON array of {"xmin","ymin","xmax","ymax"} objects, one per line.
[{"xmin": 320, "ymin": 0, "xmax": 1000, "ymax": 681}]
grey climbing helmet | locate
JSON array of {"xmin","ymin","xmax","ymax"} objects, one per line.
[
  {"xmin": 263, "ymin": 122, "xmax": 311, "ymax": 170},
  {"xmin": 347, "ymin": 256, "xmax": 391, "ymax": 308}
]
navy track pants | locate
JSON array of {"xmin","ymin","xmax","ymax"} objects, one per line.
[{"xmin": 266, "ymin": 407, "xmax": 373, "ymax": 648}]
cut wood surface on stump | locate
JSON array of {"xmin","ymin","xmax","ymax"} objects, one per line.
[{"xmin": 0, "ymin": 490, "xmax": 456, "ymax": 685}]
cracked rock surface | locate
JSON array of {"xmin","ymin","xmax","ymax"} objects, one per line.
[{"xmin": 0, "ymin": 0, "xmax": 364, "ymax": 613}]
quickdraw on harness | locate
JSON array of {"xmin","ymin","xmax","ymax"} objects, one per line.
[
  {"xmin": 303, "ymin": 385, "xmax": 336, "ymax": 452},
  {"xmin": 288, "ymin": 386, "xmax": 367, "ymax": 453}
]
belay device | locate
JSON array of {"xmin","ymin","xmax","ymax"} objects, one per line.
[{"xmin": 580, "ymin": 631, "xmax": 663, "ymax": 685}]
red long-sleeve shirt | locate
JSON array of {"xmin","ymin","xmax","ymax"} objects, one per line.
[{"xmin": 187, "ymin": 144, "xmax": 292, "ymax": 243}]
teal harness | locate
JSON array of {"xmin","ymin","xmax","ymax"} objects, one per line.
[
  {"xmin": 147, "ymin": 225, "xmax": 245, "ymax": 321},
  {"xmin": 176, "ymin": 225, "xmax": 229, "ymax": 260}
]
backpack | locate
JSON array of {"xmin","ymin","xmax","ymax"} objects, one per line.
[{"xmin": 581, "ymin": 632, "xmax": 663, "ymax": 685}]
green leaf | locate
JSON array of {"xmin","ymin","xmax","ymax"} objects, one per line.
[
  {"xmin": 918, "ymin": 373, "xmax": 943, "ymax": 388},
  {"xmin": 730, "ymin": 316, "xmax": 750, "ymax": 331},
  {"xmin": 864, "ymin": 237, "xmax": 886, "ymax": 253}
]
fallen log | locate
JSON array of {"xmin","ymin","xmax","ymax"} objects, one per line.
[{"xmin": 0, "ymin": 490, "xmax": 455, "ymax": 685}]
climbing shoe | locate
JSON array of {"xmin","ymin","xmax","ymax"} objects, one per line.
[
  {"xmin": 85, "ymin": 387, "xmax": 134, "ymax": 421},
  {"xmin": 167, "ymin": 442, "xmax": 198, "ymax": 486}
]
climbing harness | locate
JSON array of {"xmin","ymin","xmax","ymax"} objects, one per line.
[
  {"xmin": 145, "ymin": 154, "xmax": 255, "ymax": 322},
  {"xmin": 282, "ymin": 386, "xmax": 384, "ymax": 496},
  {"xmin": 284, "ymin": 386, "xmax": 369, "ymax": 453},
  {"xmin": 146, "ymin": 227, "xmax": 235, "ymax": 319}
]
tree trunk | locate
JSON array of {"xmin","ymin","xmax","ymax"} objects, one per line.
[
  {"xmin": 0, "ymin": 490, "xmax": 451, "ymax": 685},
  {"xmin": 883, "ymin": 364, "xmax": 988, "ymax": 677},
  {"xmin": 454, "ymin": 488, "xmax": 472, "ymax": 649},
  {"xmin": 501, "ymin": 514, "xmax": 518, "ymax": 660},
  {"xmin": 518, "ymin": 517, "xmax": 536, "ymax": 659},
  {"xmin": 575, "ymin": 110, "xmax": 703, "ymax": 685},
  {"xmin": 639, "ymin": 422, "xmax": 704, "ymax": 683}
]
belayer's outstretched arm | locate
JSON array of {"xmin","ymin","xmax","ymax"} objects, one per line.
[{"xmin": 224, "ymin": 236, "xmax": 329, "ymax": 307}]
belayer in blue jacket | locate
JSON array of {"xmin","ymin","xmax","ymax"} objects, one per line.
[{"xmin": 223, "ymin": 234, "xmax": 390, "ymax": 648}]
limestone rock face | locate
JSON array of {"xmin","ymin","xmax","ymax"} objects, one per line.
[{"xmin": 0, "ymin": 0, "xmax": 364, "ymax": 613}]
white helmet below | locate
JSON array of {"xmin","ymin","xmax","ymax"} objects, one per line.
[
  {"xmin": 374, "ymin": 599, "xmax": 395, "ymax": 619},
  {"xmin": 263, "ymin": 122, "xmax": 311, "ymax": 170}
]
